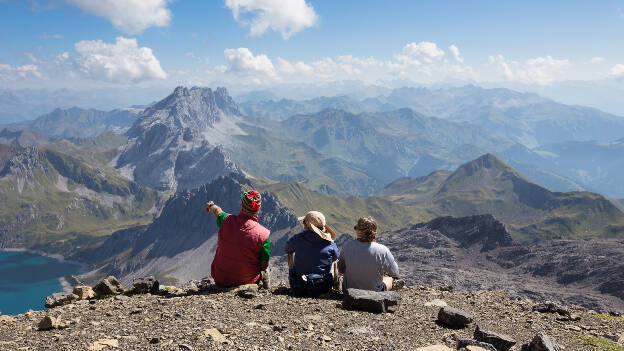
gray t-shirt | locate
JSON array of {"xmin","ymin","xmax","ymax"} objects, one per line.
[{"xmin": 337, "ymin": 240, "xmax": 399, "ymax": 291}]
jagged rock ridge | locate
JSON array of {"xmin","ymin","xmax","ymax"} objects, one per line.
[{"xmin": 116, "ymin": 87, "xmax": 244, "ymax": 192}]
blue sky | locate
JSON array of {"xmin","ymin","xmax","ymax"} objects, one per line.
[{"xmin": 1, "ymin": 0, "xmax": 624, "ymax": 94}]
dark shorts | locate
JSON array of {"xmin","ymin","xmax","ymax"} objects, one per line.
[{"xmin": 289, "ymin": 269, "xmax": 333, "ymax": 297}]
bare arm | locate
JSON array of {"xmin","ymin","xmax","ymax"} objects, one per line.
[{"xmin": 205, "ymin": 201, "xmax": 223, "ymax": 219}]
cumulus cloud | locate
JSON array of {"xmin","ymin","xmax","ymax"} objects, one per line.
[
  {"xmin": 66, "ymin": 0, "xmax": 171, "ymax": 34},
  {"xmin": 610, "ymin": 64, "xmax": 624, "ymax": 78},
  {"xmin": 224, "ymin": 0, "xmax": 318, "ymax": 39},
  {"xmin": 489, "ymin": 54, "xmax": 569, "ymax": 85},
  {"xmin": 73, "ymin": 36, "xmax": 167, "ymax": 83},
  {"xmin": 224, "ymin": 48, "xmax": 276, "ymax": 77},
  {"xmin": 591, "ymin": 57, "xmax": 605, "ymax": 64},
  {"xmin": 0, "ymin": 64, "xmax": 42, "ymax": 81},
  {"xmin": 402, "ymin": 41, "xmax": 445, "ymax": 62},
  {"xmin": 449, "ymin": 45, "xmax": 463, "ymax": 63}
]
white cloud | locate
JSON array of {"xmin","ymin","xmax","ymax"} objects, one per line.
[
  {"xmin": 610, "ymin": 64, "xmax": 624, "ymax": 78},
  {"xmin": 73, "ymin": 37, "xmax": 167, "ymax": 83},
  {"xmin": 224, "ymin": 48, "xmax": 276, "ymax": 77},
  {"xmin": 591, "ymin": 57, "xmax": 605, "ymax": 64},
  {"xmin": 224, "ymin": 0, "xmax": 318, "ymax": 39},
  {"xmin": 489, "ymin": 54, "xmax": 569, "ymax": 85},
  {"xmin": 449, "ymin": 45, "xmax": 463, "ymax": 63},
  {"xmin": 0, "ymin": 64, "xmax": 42, "ymax": 81},
  {"xmin": 66, "ymin": 0, "xmax": 171, "ymax": 34},
  {"xmin": 402, "ymin": 41, "xmax": 445, "ymax": 62}
]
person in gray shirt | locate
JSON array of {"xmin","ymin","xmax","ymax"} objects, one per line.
[{"xmin": 337, "ymin": 216, "xmax": 399, "ymax": 291}]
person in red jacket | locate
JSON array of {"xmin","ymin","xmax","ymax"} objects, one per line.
[{"xmin": 205, "ymin": 190, "xmax": 271, "ymax": 288}]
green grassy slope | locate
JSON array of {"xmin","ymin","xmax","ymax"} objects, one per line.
[
  {"xmin": 0, "ymin": 144, "xmax": 161, "ymax": 256},
  {"xmin": 380, "ymin": 154, "xmax": 624, "ymax": 243}
]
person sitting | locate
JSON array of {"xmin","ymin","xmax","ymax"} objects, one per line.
[
  {"xmin": 206, "ymin": 190, "xmax": 271, "ymax": 288},
  {"xmin": 338, "ymin": 216, "xmax": 399, "ymax": 291},
  {"xmin": 285, "ymin": 211, "xmax": 338, "ymax": 296}
]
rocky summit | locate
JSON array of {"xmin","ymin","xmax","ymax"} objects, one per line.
[{"xmin": 2, "ymin": 283, "xmax": 624, "ymax": 351}]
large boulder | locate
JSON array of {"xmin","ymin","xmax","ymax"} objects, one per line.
[
  {"xmin": 133, "ymin": 277, "xmax": 159, "ymax": 294},
  {"xmin": 37, "ymin": 316, "xmax": 68, "ymax": 331},
  {"xmin": 474, "ymin": 325, "xmax": 516, "ymax": 351},
  {"xmin": 437, "ymin": 306, "xmax": 474, "ymax": 328},
  {"xmin": 72, "ymin": 286, "xmax": 95, "ymax": 300},
  {"xmin": 520, "ymin": 333, "xmax": 564, "ymax": 351},
  {"xmin": 94, "ymin": 276, "xmax": 124, "ymax": 297},
  {"xmin": 342, "ymin": 288, "xmax": 401, "ymax": 313},
  {"xmin": 45, "ymin": 292, "xmax": 78, "ymax": 308}
]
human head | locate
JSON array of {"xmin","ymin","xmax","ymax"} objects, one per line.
[
  {"xmin": 354, "ymin": 216, "xmax": 377, "ymax": 242},
  {"xmin": 298, "ymin": 211, "xmax": 334, "ymax": 241},
  {"xmin": 241, "ymin": 190, "xmax": 262, "ymax": 214}
]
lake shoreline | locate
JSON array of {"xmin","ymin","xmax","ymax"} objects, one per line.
[{"xmin": 0, "ymin": 248, "xmax": 89, "ymax": 294}]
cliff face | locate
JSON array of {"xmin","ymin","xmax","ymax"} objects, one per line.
[{"xmin": 85, "ymin": 173, "xmax": 298, "ymax": 285}]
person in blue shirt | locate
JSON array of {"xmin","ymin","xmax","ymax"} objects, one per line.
[{"xmin": 284, "ymin": 211, "xmax": 338, "ymax": 296}]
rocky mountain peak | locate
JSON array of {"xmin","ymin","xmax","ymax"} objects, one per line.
[{"xmin": 116, "ymin": 86, "xmax": 244, "ymax": 192}]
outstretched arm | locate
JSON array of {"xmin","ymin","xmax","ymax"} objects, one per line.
[{"xmin": 206, "ymin": 201, "xmax": 223, "ymax": 219}]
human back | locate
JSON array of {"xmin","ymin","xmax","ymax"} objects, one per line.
[
  {"xmin": 206, "ymin": 190, "xmax": 271, "ymax": 287},
  {"xmin": 339, "ymin": 239, "xmax": 396, "ymax": 291},
  {"xmin": 212, "ymin": 212, "xmax": 269, "ymax": 286}
]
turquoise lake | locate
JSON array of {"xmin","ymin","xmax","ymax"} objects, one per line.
[{"xmin": 0, "ymin": 250, "xmax": 80, "ymax": 315}]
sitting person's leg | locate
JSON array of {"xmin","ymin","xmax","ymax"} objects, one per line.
[{"xmin": 382, "ymin": 276, "xmax": 393, "ymax": 291}]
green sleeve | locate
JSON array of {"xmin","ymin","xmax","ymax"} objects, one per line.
[
  {"xmin": 259, "ymin": 237, "xmax": 271, "ymax": 261},
  {"xmin": 216, "ymin": 212, "xmax": 230, "ymax": 228}
]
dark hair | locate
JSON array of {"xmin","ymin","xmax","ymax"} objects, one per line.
[{"xmin": 355, "ymin": 216, "xmax": 377, "ymax": 242}]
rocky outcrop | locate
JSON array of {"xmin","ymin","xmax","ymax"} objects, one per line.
[
  {"xmin": 45, "ymin": 292, "xmax": 78, "ymax": 308},
  {"xmin": 474, "ymin": 325, "xmax": 516, "ymax": 351},
  {"xmin": 378, "ymin": 216, "xmax": 624, "ymax": 312},
  {"xmin": 520, "ymin": 333, "xmax": 564, "ymax": 351},
  {"xmin": 437, "ymin": 306, "xmax": 474, "ymax": 329},
  {"xmin": 116, "ymin": 86, "xmax": 244, "ymax": 192},
  {"xmin": 342, "ymin": 288, "xmax": 401, "ymax": 313},
  {"xmin": 93, "ymin": 276, "xmax": 124, "ymax": 297},
  {"xmin": 133, "ymin": 277, "xmax": 159, "ymax": 294}
]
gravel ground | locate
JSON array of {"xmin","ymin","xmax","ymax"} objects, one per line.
[{"xmin": 1, "ymin": 286, "xmax": 623, "ymax": 351}]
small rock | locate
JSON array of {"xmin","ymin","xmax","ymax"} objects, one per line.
[
  {"xmin": 438, "ymin": 306, "xmax": 474, "ymax": 328},
  {"xmin": 45, "ymin": 292, "xmax": 78, "ymax": 308},
  {"xmin": 532, "ymin": 301, "xmax": 569, "ymax": 316},
  {"xmin": 114, "ymin": 295, "xmax": 130, "ymax": 302},
  {"xmin": 321, "ymin": 335, "xmax": 331, "ymax": 342},
  {"xmin": 474, "ymin": 325, "xmax": 516, "ymax": 351},
  {"xmin": 391, "ymin": 278, "xmax": 406, "ymax": 291},
  {"xmin": 72, "ymin": 286, "xmax": 95, "ymax": 300},
  {"xmin": 457, "ymin": 339, "xmax": 496, "ymax": 351},
  {"xmin": 149, "ymin": 337, "xmax": 160, "ymax": 344},
  {"xmin": 234, "ymin": 284, "xmax": 259, "ymax": 299},
  {"xmin": 565, "ymin": 325, "xmax": 581, "ymax": 332},
  {"xmin": 133, "ymin": 277, "xmax": 160, "ymax": 294},
  {"xmin": 342, "ymin": 288, "xmax": 401, "ymax": 313},
  {"xmin": 87, "ymin": 338, "xmax": 119, "ymax": 351},
  {"xmin": 38, "ymin": 316, "xmax": 59, "ymax": 331},
  {"xmin": 520, "ymin": 333, "xmax": 564, "ymax": 351},
  {"xmin": 425, "ymin": 299, "xmax": 448, "ymax": 308},
  {"xmin": 438, "ymin": 285, "xmax": 454, "ymax": 292},
  {"xmin": 277, "ymin": 336, "xmax": 284, "ymax": 343},
  {"xmin": 415, "ymin": 345, "xmax": 453, "ymax": 351},
  {"xmin": 130, "ymin": 308, "xmax": 143, "ymax": 315},
  {"xmin": 205, "ymin": 328, "xmax": 229, "ymax": 344},
  {"xmin": 94, "ymin": 276, "xmax": 124, "ymax": 297},
  {"xmin": 178, "ymin": 344, "xmax": 193, "ymax": 350},
  {"xmin": 618, "ymin": 333, "xmax": 624, "ymax": 344}
]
